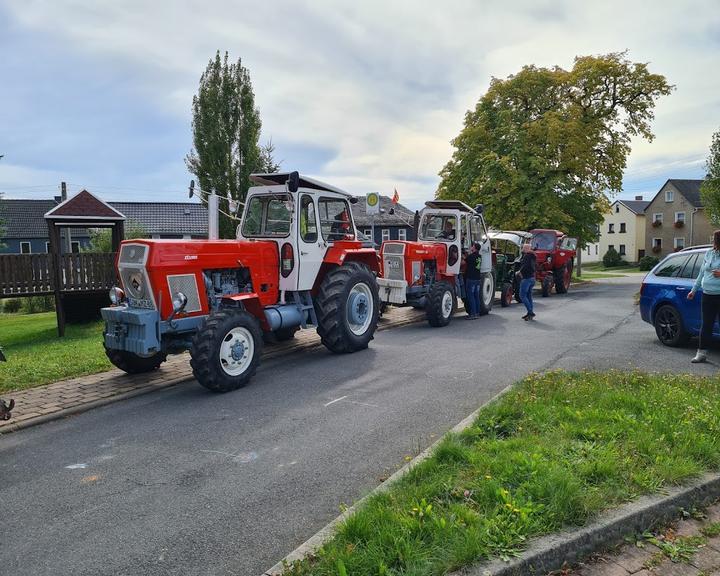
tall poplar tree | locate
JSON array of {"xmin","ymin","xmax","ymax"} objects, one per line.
[
  {"xmin": 186, "ymin": 51, "xmax": 262, "ymax": 238},
  {"xmin": 700, "ymin": 128, "xmax": 720, "ymax": 226}
]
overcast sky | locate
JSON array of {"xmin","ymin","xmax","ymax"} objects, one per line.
[{"xmin": 0, "ymin": 0, "xmax": 717, "ymax": 210}]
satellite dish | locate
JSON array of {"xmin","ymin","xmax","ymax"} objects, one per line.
[{"xmin": 188, "ymin": 180, "xmax": 195, "ymax": 198}]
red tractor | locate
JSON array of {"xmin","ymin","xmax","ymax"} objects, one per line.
[
  {"xmin": 529, "ymin": 229, "xmax": 577, "ymax": 297},
  {"xmin": 101, "ymin": 172, "xmax": 381, "ymax": 392},
  {"xmin": 377, "ymin": 200, "xmax": 494, "ymax": 326}
]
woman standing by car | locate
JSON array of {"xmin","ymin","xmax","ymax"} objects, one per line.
[{"xmin": 687, "ymin": 230, "xmax": 720, "ymax": 362}]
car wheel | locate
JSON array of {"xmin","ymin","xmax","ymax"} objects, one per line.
[{"xmin": 653, "ymin": 304, "xmax": 690, "ymax": 347}]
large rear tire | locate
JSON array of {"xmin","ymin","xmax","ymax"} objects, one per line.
[
  {"xmin": 478, "ymin": 272, "xmax": 494, "ymax": 316},
  {"xmin": 541, "ymin": 275, "xmax": 553, "ymax": 297},
  {"xmin": 426, "ymin": 281, "xmax": 456, "ymax": 327},
  {"xmin": 315, "ymin": 262, "xmax": 380, "ymax": 353},
  {"xmin": 500, "ymin": 282, "xmax": 513, "ymax": 307},
  {"xmin": 190, "ymin": 309, "xmax": 263, "ymax": 393},
  {"xmin": 105, "ymin": 347, "xmax": 166, "ymax": 374}
]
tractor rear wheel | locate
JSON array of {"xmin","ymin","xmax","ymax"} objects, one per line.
[
  {"xmin": 555, "ymin": 263, "xmax": 572, "ymax": 294},
  {"xmin": 500, "ymin": 282, "xmax": 513, "ymax": 307},
  {"xmin": 315, "ymin": 262, "xmax": 380, "ymax": 353},
  {"xmin": 190, "ymin": 309, "xmax": 262, "ymax": 393},
  {"xmin": 105, "ymin": 347, "xmax": 166, "ymax": 374},
  {"xmin": 478, "ymin": 272, "xmax": 494, "ymax": 315},
  {"xmin": 426, "ymin": 281, "xmax": 456, "ymax": 327},
  {"xmin": 541, "ymin": 275, "xmax": 553, "ymax": 297}
]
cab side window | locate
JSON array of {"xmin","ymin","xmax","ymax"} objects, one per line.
[
  {"xmin": 319, "ymin": 198, "xmax": 354, "ymax": 241},
  {"xmin": 300, "ymin": 195, "xmax": 318, "ymax": 242}
]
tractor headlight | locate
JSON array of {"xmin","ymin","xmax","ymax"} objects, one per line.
[
  {"xmin": 172, "ymin": 292, "xmax": 188, "ymax": 313},
  {"xmin": 109, "ymin": 286, "xmax": 125, "ymax": 305}
]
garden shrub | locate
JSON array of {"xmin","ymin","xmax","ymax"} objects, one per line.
[
  {"xmin": 639, "ymin": 255, "xmax": 660, "ymax": 271},
  {"xmin": 602, "ymin": 247, "xmax": 623, "ymax": 267}
]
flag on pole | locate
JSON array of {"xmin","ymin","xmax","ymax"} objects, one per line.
[{"xmin": 392, "ymin": 188, "xmax": 399, "ymax": 204}]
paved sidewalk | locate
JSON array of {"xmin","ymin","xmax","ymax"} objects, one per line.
[
  {"xmin": 562, "ymin": 502, "xmax": 720, "ymax": 576},
  {"xmin": 0, "ymin": 305, "xmax": 430, "ymax": 433}
]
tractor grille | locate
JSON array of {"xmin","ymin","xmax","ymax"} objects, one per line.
[
  {"xmin": 119, "ymin": 244, "xmax": 147, "ymax": 265},
  {"xmin": 383, "ymin": 243, "xmax": 405, "ymax": 255},
  {"xmin": 167, "ymin": 274, "xmax": 202, "ymax": 313},
  {"xmin": 383, "ymin": 255, "xmax": 405, "ymax": 281}
]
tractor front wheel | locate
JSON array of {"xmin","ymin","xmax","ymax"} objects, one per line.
[
  {"xmin": 315, "ymin": 262, "xmax": 380, "ymax": 353},
  {"xmin": 541, "ymin": 275, "xmax": 553, "ymax": 297},
  {"xmin": 190, "ymin": 309, "xmax": 263, "ymax": 393},
  {"xmin": 478, "ymin": 272, "xmax": 494, "ymax": 315},
  {"xmin": 105, "ymin": 347, "xmax": 167, "ymax": 374},
  {"xmin": 426, "ymin": 281, "xmax": 456, "ymax": 327},
  {"xmin": 500, "ymin": 282, "xmax": 513, "ymax": 307},
  {"xmin": 555, "ymin": 263, "xmax": 572, "ymax": 294}
]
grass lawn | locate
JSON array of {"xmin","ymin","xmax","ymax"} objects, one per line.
[
  {"xmin": 285, "ymin": 371, "xmax": 720, "ymax": 576},
  {"xmin": 0, "ymin": 312, "xmax": 110, "ymax": 393},
  {"xmin": 573, "ymin": 271, "xmax": 624, "ymax": 280},
  {"xmin": 582, "ymin": 262, "xmax": 642, "ymax": 274}
]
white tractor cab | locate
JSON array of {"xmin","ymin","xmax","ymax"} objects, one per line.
[
  {"xmin": 237, "ymin": 172, "xmax": 372, "ymax": 293},
  {"xmin": 378, "ymin": 200, "xmax": 494, "ymax": 327}
]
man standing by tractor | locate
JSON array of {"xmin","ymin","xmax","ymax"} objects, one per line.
[
  {"xmin": 518, "ymin": 243, "xmax": 537, "ymax": 321},
  {"xmin": 464, "ymin": 242, "xmax": 483, "ymax": 319}
]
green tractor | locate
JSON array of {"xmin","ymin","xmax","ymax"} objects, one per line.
[{"xmin": 489, "ymin": 231, "xmax": 532, "ymax": 307}]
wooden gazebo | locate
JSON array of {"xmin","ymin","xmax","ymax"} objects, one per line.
[{"xmin": 44, "ymin": 190, "xmax": 126, "ymax": 336}]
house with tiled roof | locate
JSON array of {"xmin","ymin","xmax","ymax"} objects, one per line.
[
  {"xmin": 350, "ymin": 195, "xmax": 416, "ymax": 246},
  {"xmin": 644, "ymin": 179, "xmax": 708, "ymax": 257},
  {"xmin": 583, "ymin": 196, "xmax": 650, "ymax": 263},
  {"xmin": 0, "ymin": 194, "xmax": 208, "ymax": 254}
]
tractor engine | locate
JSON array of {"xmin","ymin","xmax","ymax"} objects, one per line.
[{"xmin": 379, "ymin": 241, "xmax": 447, "ymax": 305}]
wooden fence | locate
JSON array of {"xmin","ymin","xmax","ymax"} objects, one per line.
[{"xmin": 0, "ymin": 253, "xmax": 116, "ymax": 298}]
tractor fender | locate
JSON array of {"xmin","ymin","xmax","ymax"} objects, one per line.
[
  {"xmin": 323, "ymin": 246, "xmax": 380, "ymax": 274},
  {"xmin": 221, "ymin": 293, "xmax": 270, "ymax": 331}
]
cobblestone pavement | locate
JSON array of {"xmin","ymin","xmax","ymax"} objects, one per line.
[
  {"xmin": 560, "ymin": 502, "xmax": 720, "ymax": 576},
  {"xmin": 0, "ymin": 304, "xmax": 429, "ymax": 432}
]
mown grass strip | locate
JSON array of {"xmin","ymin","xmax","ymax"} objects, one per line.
[
  {"xmin": 283, "ymin": 371, "xmax": 720, "ymax": 576},
  {"xmin": 0, "ymin": 312, "xmax": 109, "ymax": 392}
]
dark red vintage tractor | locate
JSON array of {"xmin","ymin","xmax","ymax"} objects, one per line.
[
  {"xmin": 101, "ymin": 172, "xmax": 381, "ymax": 393},
  {"xmin": 529, "ymin": 229, "xmax": 577, "ymax": 296}
]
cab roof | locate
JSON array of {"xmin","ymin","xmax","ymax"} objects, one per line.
[
  {"xmin": 250, "ymin": 172, "xmax": 352, "ymax": 198},
  {"xmin": 424, "ymin": 200, "xmax": 476, "ymax": 212}
]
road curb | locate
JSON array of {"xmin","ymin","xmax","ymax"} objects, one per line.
[
  {"xmin": 462, "ymin": 472, "xmax": 720, "ymax": 576},
  {"xmin": 261, "ymin": 383, "xmax": 515, "ymax": 576},
  {"xmin": 0, "ymin": 308, "xmax": 438, "ymax": 436}
]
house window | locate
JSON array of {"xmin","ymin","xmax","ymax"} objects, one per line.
[
  {"xmin": 587, "ymin": 246, "xmax": 591, "ymax": 255},
  {"xmin": 608, "ymin": 223, "xmax": 615, "ymax": 233},
  {"xmin": 608, "ymin": 244, "xmax": 615, "ymax": 251},
  {"xmin": 615, "ymin": 204, "xmax": 620, "ymax": 213},
  {"xmin": 665, "ymin": 189, "xmax": 674, "ymax": 202},
  {"xmin": 398, "ymin": 229, "xmax": 407, "ymax": 241},
  {"xmin": 675, "ymin": 212, "xmax": 685, "ymax": 224},
  {"xmin": 653, "ymin": 238, "xmax": 662, "ymax": 248},
  {"xmin": 382, "ymin": 229, "xmax": 390, "ymax": 241},
  {"xmin": 619, "ymin": 244, "xmax": 626, "ymax": 256},
  {"xmin": 653, "ymin": 213, "xmax": 663, "ymax": 224},
  {"xmin": 595, "ymin": 245, "xmax": 598, "ymax": 255},
  {"xmin": 71, "ymin": 242, "xmax": 80, "ymax": 253},
  {"xmin": 674, "ymin": 237, "xmax": 685, "ymax": 250},
  {"xmin": 619, "ymin": 223, "xmax": 626, "ymax": 233},
  {"xmin": 20, "ymin": 241, "xmax": 31, "ymax": 254},
  {"xmin": 363, "ymin": 229, "xmax": 371, "ymax": 238}
]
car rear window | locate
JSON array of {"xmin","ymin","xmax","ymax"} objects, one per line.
[
  {"xmin": 678, "ymin": 253, "xmax": 700, "ymax": 279},
  {"xmin": 654, "ymin": 254, "xmax": 692, "ymax": 277}
]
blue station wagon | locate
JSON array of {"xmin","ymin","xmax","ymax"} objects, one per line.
[{"xmin": 639, "ymin": 246, "xmax": 718, "ymax": 346}]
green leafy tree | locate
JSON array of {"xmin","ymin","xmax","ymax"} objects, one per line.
[
  {"xmin": 438, "ymin": 52, "xmax": 673, "ymax": 246},
  {"xmin": 84, "ymin": 222, "xmax": 147, "ymax": 253},
  {"xmin": 186, "ymin": 51, "xmax": 262, "ymax": 238},
  {"xmin": 700, "ymin": 128, "xmax": 720, "ymax": 226}
]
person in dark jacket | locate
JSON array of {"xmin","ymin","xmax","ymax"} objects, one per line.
[
  {"xmin": 518, "ymin": 243, "xmax": 536, "ymax": 320},
  {"xmin": 464, "ymin": 242, "xmax": 483, "ymax": 318}
]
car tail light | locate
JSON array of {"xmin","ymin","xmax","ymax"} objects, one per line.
[
  {"xmin": 639, "ymin": 282, "xmax": 645, "ymax": 296},
  {"xmin": 281, "ymin": 243, "xmax": 294, "ymax": 278}
]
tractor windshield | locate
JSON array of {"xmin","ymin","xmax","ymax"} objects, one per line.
[
  {"xmin": 419, "ymin": 214, "xmax": 457, "ymax": 242},
  {"xmin": 242, "ymin": 194, "xmax": 292, "ymax": 237},
  {"xmin": 531, "ymin": 231, "xmax": 556, "ymax": 251}
]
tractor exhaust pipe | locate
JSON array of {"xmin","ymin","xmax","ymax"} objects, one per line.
[{"xmin": 208, "ymin": 190, "xmax": 219, "ymax": 240}]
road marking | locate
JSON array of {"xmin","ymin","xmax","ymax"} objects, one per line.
[
  {"xmin": 346, "ymin": 400, "xmax": 379, "ymax": 408},
  {"xmin": 200, "ymin": 449, "xmax": 258, "ymax": 463},
  {"xmin": 324, "ymin": 396, "xmax": 348, "ymax": 407},
  {"xmin": 65, "ymin": 463, "xmax": 88, "ymax": 469}
]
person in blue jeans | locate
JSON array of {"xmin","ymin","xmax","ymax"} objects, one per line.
[
  {"xmin": 687, "ymin": 230, "xmax": 720, "ymax": 362},
  {"xmin": 464, "ymin": 242, "xmax": 483, "ymax": 319},
  {"xmin": 518, "ymin": 243, "xmax": 536, "ymax": 321}
]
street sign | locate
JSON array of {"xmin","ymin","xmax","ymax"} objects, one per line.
[{"xmin": 366, "ymin": 192, "xmax": 380, "ymax": 215}]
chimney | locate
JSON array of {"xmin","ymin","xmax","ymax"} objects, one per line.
[{"xmin": 635, "ymin": 195, "xmax": 643, "ymax": 201}]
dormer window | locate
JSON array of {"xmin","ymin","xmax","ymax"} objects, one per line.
[
  {"xmin": 665, "ymin": 189, "xmax": 674, "ymax": 202},
  {"xmin": 615, "ymin": 204, "xmax": 620, "ymax": 213}
]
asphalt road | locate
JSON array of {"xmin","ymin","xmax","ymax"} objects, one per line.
[{"xmin": 1, "ymin": 276, "xmax": 715, "ymax": 576}]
